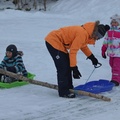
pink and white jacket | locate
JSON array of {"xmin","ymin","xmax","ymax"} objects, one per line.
[{"xmin": 102, "ymin": 26, "xmax": 120, "ymax": 57}]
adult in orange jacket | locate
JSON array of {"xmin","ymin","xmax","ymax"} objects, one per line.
[{"xmin": 45, "ymin": 21, "xmax": 110, "ymax": 98}]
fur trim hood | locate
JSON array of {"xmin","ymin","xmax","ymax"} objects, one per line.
[{"xmin": 82, "ymin": 20, "xmax": 100, "ymax": 39}]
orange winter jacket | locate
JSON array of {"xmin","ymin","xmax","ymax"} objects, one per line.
[{"xmin": 45, "ymin": 22, "xmax": 96, "ymax": 67}]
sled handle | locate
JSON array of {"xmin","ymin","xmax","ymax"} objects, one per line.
[{"xmin": 94, "ymin": 63, "xmax": 102, "ymax": 68}]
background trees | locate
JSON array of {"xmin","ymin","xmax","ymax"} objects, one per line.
[{"xmin": 0, "ymin": 0, "xmax": 58, "ymax": 11}]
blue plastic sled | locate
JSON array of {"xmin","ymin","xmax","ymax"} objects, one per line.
[{"xmin": 74, "ymin": 79, "xmax": 115, "ymax": 94}]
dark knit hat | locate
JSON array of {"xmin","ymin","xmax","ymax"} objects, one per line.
[
  {"xmin": 97, "ymin": 24, "xmax": 110, "ymax": 39},
  {"xmin": 6, "ymin": 44, "xmax": 18, "ymax": 57}
]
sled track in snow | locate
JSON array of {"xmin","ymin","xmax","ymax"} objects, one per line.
[
  {"xmin": 27, "ymin": 89, "xmax": 120, "ymax": 120},
  {"xmin": 1, "ymin": 87, "xmax": 120, "ymax": 120}
]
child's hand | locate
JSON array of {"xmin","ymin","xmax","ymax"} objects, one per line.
[{"xmin": 102, "ymin": 53, "xmax": 107, "ymax": 59}]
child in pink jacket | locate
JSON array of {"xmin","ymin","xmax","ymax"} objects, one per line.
[{"xmin": 101, "ymin": 14, "xmax": 120, "ymax": 86}]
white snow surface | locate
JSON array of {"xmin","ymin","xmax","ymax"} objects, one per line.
[{"xmin": 0, "ymin": 0, "xmax": 120, "ymax": 120}]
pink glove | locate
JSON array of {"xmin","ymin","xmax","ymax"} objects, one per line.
[{"xmin": 101, "ymin": 45, "xmax": 107, "ymax": 59}]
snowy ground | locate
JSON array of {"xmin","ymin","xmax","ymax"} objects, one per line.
[{"xmin": 0, "ymin": 0, "xmax": 120, "ymax": 120}]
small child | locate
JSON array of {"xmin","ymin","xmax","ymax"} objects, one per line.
[
  {"xmin": 101, "ymin": 14, "xmax": 120, "ymax": 86},
  {"xmin": 0, "ymin": 44, "xmax": 28, "ymax": 83}
]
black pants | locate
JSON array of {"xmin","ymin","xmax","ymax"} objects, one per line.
[{"xmin": 45, "ymin": 41, "xmax": 73, "ymax": 96}]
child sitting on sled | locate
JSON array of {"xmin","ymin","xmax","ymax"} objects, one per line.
[
  {"xmin": 101, "ymin": 14, "xmax": 120, "ymax": 86},
  {"xmin": 0, "ymin": 44, "xmax": 28, "ymax": 83}
]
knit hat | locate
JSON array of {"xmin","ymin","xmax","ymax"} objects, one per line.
[
  {"xmin": 97, "ymin": 24, "xmax": 110, "ymax": 39},
  {"xmin": 110, "ymin": 14, "xmax": 120, "ymax": 25},
  {"xmin": 6, "ymin": 44, "xmax": 18, "ymax": 57}
]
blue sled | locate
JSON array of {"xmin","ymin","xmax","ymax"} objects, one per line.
[{"xmin": 74, "ymin": 79, "xmax": 115, "ymax": 94}]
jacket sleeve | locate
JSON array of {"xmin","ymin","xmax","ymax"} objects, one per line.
[
  {"xmin": 101, "ymin": 34, "xmax": 108, "ymax": 56},
  {"xmin": 15, "ymin": 56, "xmax": 28, "ymax": 76},
  {"xmin": 81, "ymin": 45, "xmax": 92, "ymax": 57},
  {"xmin": 0, "ymin": 57, "xmax": 6, "ymax": 69},
  {"xmin": 101, "ymin": 45, "xmax": 107, "ymax": 56},
  {"xmin": 69, "ymin": 34, "xmax": 92, "ymax": 67}
]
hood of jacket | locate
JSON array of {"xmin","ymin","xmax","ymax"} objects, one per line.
[{"xmin": 82, "ymin": 20, "xmax": 100, "ymax": 40}]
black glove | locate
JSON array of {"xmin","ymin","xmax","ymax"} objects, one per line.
[
  {"xmin": 6, "ymin": 66, "xmax": 17, "ymax": 73},
  {"xmin": 71, "ymin": 66, "xmax": 82, "ymax": 79},
  {"xmin": 88, "ymin": 54, "xmax": 98, "ymax": 66}
]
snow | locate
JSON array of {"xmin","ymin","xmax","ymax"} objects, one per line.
[{"xmin": 0, "ymin": 0, "xmax": 120, "ymax": 120}]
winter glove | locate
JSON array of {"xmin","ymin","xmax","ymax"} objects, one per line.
[
  {"xmin": 101, "ymin": 45, "xmax": 107, "ymax": 59},
  {"xmin": 71, "ymin": 66, "xmax": 82, "ymax": 79},
  {"xmin": 6, "ymin": 67, "xmax": 17, "ymax": 73},
  {"xmin": 102, "ymin": 53, "xmax": 107, "ymax": 59},
  {"xmin": 88, "ymin": 54, "xmax": 99, "ymax": 66}
]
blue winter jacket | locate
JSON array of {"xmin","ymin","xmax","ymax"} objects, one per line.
[{"xmin": 0, "ymin": 54, "xmax": 28, "ymax": 76}]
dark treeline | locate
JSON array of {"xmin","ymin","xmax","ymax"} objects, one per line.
[{"xmin": 0, "ymin": 0, "xmax": 58, "ymax": 11}]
